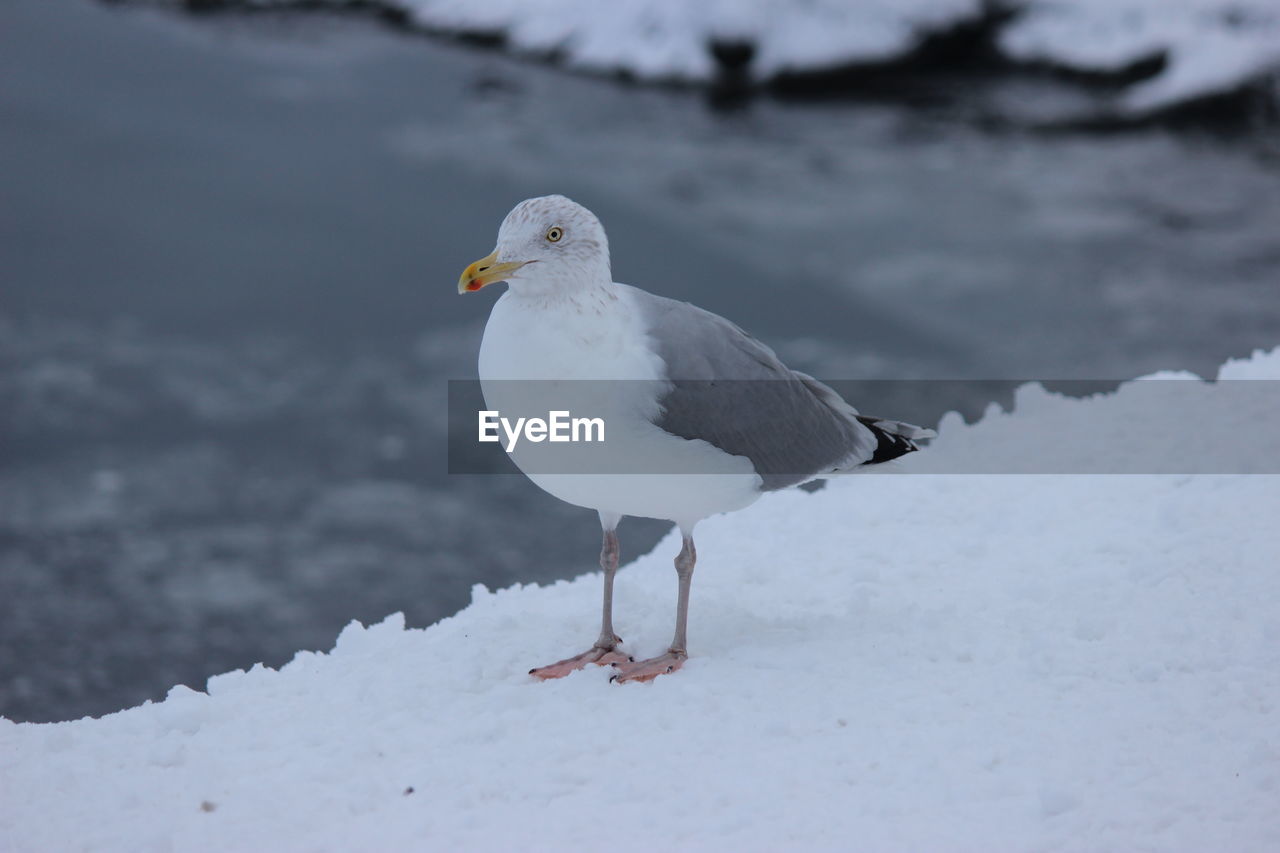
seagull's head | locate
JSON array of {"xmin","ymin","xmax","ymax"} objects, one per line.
[{"xmin": 458, "ymin": 195, "xmax": 611, "ymax": 296}]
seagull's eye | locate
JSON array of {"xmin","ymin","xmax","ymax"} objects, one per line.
[{"xmin": 546, "ymin": 226, "xmax": 564, "ymax": 243}]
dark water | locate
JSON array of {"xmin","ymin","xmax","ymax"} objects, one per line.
[{"xmin": 2, "ymin": 0, "xmax": 1278, "ymax": 722}]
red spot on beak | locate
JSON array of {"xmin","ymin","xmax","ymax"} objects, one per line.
[{"xmin": 466, "ymin": 280, "xmax": 482, "ymax": 292}]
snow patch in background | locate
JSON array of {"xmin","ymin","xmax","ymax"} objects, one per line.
[
  {"xmin": 194, "ymin": 0, "xmax": 1280, "ymax": 114},
  {"xmin": 390, "ymin": 0, "xmax": 983, "ymax": 81},
  {"xmin": 1, "ymin": 347, "xmax": 1278, "ymax": 850},
  {"xmin": 1003, "ymin": 0, "xmax": 1280, "ymax": 112}
]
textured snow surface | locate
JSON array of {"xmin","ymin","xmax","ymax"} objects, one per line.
[
  {"xmin": 2, "ymin": 347, "xmax": 1279, "ymax": 852},
  {"xmin": 392, "ymin": 0, "xmax": 982, "ymax": 80},
  {"xmin": 194, "ymin": 0, "xmax": 1280, "ymax": 112},
  {"xmin": 1003, "ymin": 0, "xmax": 1280, "ymax": 112},
  {"xmin": 916, "ymin": 356, "xmax": 1280, "ymax": 473}
]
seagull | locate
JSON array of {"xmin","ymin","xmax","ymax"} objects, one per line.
[{"xmin": 459, "ymin": 195, "xmax": 932, "ymax": 683}]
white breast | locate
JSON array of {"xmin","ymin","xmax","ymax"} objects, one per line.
[
  {"xmin": 479, "ymin": 285, "xmax": 664, "ymax": 381},
  {"xmin": 476, "ymin": 284, "xmax": 763, "ymax": 528}
]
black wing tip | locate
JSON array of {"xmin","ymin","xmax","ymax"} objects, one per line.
[{"xmin": 856, "ymin": 416, "xmax": 929, "ymax": 466}]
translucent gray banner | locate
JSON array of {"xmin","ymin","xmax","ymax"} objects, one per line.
[{"xmin": 446, "ymin": 379, "xmax": 1280, "ymax": 475}]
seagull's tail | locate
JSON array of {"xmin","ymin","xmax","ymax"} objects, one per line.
[{"xmin": 855, "ymin": 415, "xmax": 936, "ymax": 466}]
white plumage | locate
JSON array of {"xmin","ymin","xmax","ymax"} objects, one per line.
[{"xmin": 460, "ymin": 195, "xmax": 931, "ymax": 682}]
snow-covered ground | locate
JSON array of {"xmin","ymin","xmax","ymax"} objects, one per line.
[
  {"xmin": 1000, "ymin": 0, "xmax": 1280, "ymax": 113},
  {"xmin": 173, "ymin": 0, "xmax": 1280, "ymax": 114},
  {"xmin": 2, "ymin": 347, "xmax": 1278, "ymax": 851}
]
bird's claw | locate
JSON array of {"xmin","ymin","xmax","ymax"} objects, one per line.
[
  {"xmin": 529, "ymin": 644, "xmax": 630, "ymax": 680},
  {"xmin": 609, "ymin": 650, "xmax": 687, "ymax": 684}
]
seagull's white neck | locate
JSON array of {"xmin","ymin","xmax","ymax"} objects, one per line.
[{"xmin": 506, "ymin": 263, "xmax": 615, "ymax": 306}]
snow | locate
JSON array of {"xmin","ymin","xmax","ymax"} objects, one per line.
[
  {"xmin": 916, "ymin": 362, "xmax": 1280, "ymax": 473},
  {"xmin": 179, "ymin": 0, "xmax": 1280, "ymax": 114},
  {"xmin": 384, "ymin": 0, "xmax": 990, "ymax": 80},
  {"xmin": 3, "ymin": 346, "xmax": 1279, "ymax": 851},
  {"xmin": 1001, "ymin": 0, "xmax": 1280, "ymax": 113}
]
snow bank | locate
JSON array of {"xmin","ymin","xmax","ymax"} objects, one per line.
[
  {"xmin": 2, "ymin": 347, "xmax": 1279, "ymax": 851},
  {"xmin": 1001, "ymin": 0, "xmax": 1280, "ymax": 113},
  {"xmin": 913, "ymin": 362, "xmax": 1280, "ymax": 473},
  {"xmin": 391, "ymin": 0, "xmax": 981, "ymax": 81},
  {"xmin": 180, "ymin": 0, "xmax": 1279, "ymax": 114}
]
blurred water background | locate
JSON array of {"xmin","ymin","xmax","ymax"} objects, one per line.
[{"xmin": 2, "ymin": 0, "xmax": 1279, "ymax": 721}]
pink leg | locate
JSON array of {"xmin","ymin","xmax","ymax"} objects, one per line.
[
  {"xmin": 610, "ymin": 534, "xmax": 696, "ymax": 685},
  {"xmin": 529, "ymin": 526, "xmax": 627, "ymax": 680}
]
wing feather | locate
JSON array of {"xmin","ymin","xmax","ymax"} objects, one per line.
[{"xmin": 626, "ymin": 286, "xmax": 899, "ymax": 490}]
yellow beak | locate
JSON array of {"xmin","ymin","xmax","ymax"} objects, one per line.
[{"xmin": 458, "ymin": 250, "xmax": 532, "ymax": 294}]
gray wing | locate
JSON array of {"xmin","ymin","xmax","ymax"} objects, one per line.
[{"xmin": 626, "ymin": 285, "xmax": 893, "ymax": 491}]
